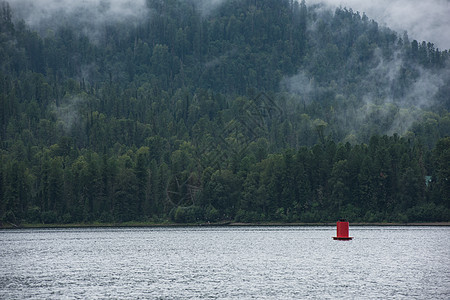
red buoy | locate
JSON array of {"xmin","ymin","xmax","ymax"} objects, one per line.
[{"xmin": 333, "ymin": 219, "xmax": 353, "ymax": 240}]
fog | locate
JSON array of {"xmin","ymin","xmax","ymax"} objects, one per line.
[
  {"xmin": 6, "ymin": 0, "xmax": 448, "ymax": 139},
  {"xmin": 8, "ymin": 0, "xmax": 149, "ymax": 40},
  {"xmin": 53, "ymin": 96, "xmax": 85, "ymax": 133},
  {"xmin": 9, "ymin": 0, "xmax": 149, "ymax": 23},
  {"xmin": 281, "ymin": 0, "xmax": 450, "ymax": 138},
  {"xmin": 196, "ymin": 0, "xmax": 227, "ymax": 16},
  {"xmin": 9, "ymin": 0, "xmax": 449, "ymax": 49},
  {"xmin": 282, "ymin": 46, "xmax": 449, "ymax": 138},
  {"xmin": 308, "ymin": 0, "xmax": 450, "ymax": 50}
]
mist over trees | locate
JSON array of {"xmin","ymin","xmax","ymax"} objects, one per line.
[
  {"xmin": 308, "ymin": 0, "xmax": 450, "ymax": 50},
  {"xmin": 1, "ymin": 0, "xmax": 449, "ymax": 225}
]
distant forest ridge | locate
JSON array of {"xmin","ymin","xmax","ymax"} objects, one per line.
[{"xmin": 0, "ymin": 0, "xmax": 449, "ymax": 225}]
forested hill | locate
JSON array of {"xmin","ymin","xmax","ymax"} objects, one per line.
[{"xmin": 0, "ymin": 0, "xmax": 449, "ymax": 226}]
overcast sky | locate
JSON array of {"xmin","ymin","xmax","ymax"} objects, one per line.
[{"xmin": 308, "ymin": 0, "xmax": 450, "ymax": 50}]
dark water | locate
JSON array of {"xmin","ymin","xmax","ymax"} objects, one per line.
[{"xmin": 1, "ymin": 226, "xmax": 449, "ymax": 299}]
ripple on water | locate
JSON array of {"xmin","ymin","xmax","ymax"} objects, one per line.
[{"xmin": 0, "ymin": 226, "xmax": 449, "ymax": 299}]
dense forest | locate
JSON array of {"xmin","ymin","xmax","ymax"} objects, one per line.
[{"xmin": 1, "ymin": 0, "xmax": 449, "ymax": 226}]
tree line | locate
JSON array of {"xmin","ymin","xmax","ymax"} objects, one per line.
[{"xmin": 2, "ymin": 133, "xmax": 449, "ymax": 224}]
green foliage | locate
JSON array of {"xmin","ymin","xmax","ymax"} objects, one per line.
[
  {"xmin": 172, "ymin": 206, "xmax": 203, "ymax": 223},
  {"xmin": 0, "ymin": 0, "xmax": 449, "ymax": 225}
]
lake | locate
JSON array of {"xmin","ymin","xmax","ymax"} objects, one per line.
[{"xmin": 1, "ymin": 226, "xmax": 449, "ymax": 299}]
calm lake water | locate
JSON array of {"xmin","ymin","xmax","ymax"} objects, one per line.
[{"xmin": 0, "ymin": 226, "xmax": 449, "ymax": 299}]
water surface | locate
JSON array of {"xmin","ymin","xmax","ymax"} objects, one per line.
[{"xmin": 1, "ymin": 226, "xmax": 449, "ymax": 299}]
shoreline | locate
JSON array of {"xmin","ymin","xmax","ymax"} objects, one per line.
[{"xmin": 1, "ymin": 221, "xmax": 449, "ymax": 229}]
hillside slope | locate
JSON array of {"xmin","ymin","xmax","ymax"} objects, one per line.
[{"xmin": 1, "ymin": 0, "xmax": 449, "ymax": 225}]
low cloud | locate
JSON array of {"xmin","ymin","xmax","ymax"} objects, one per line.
[
  {"xmin": 363, "ymin": 48, "xmax": 446, "ymax": 108},
  {"xmin": 282, "ymin": 45, "xmax": 449, "ymax": 138},
  {"xmin": 9, "ymin": 0, "xmax": 450, "ymax": 49},
  {"xmin": 280, "ymin": 71, "xmax": 315, "ymax": 102},
  {"xmin": 195, "ymin": 0, "xmax": 228, "ymax": 17},
  {"xmin": 307, "ymin": 0, "xmax": 450, "ymax": 50},
  {"xmin": 9, "ymin": 0, "xmax": 149, "ymax": 40},
  {"xmin": 53, "ymin": 96, "xmax": 85, "ymax": 133}
]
